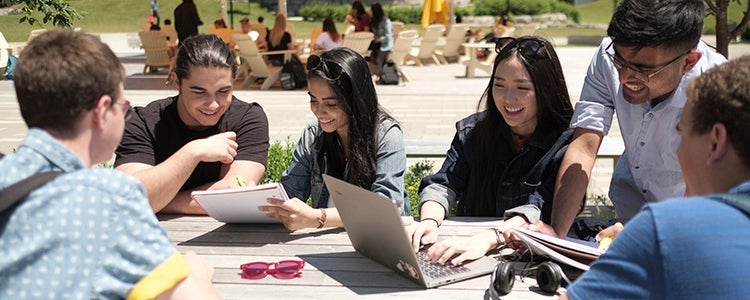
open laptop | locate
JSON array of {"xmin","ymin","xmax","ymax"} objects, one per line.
[{"xmin": 323, "ymin": 174, "xmax": 497, "ymax": 288}]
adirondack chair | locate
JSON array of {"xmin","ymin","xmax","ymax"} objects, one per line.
[
  {"xmin": 138, "ymin": 31, "xmax": 174, "ymax": 74},
  {"xmin": 391, "ymin": 21, "xmax": 405, "ymax": 40},
  {"xmin": 389, "ymin": 30, "xmax": 418, "ymax": 66},
  {"xmin": 233, "ymin": 33, "xmax": 296, "ymax": 90},
  {"xmin": 435, "ymin": 24, "xmax": 470, "ymax": 64},
  {"xmin": 342, "ymin": 31, "xmax": 374, "ymax": 57},
  {"xmin": 161, "ymin": 24, "xmax": 178, "ymax": 43},
  {"xmin": 0, "ymin": 32, "xmax": 10, "ymax": 76},
  {"xmin": 403, "ymin": 24, "xmax": 445, "ymax": 66}
]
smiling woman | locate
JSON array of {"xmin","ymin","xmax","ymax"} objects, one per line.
[
  {"xmin": 410, "ymin": 36, "xmax": 576, "ymax": 266},
  {"xmin": 259, "ymin": 47, "xmax": 409, "ymax": 232}
]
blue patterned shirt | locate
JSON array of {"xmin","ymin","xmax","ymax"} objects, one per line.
[{"xmin": 0, "ymin": 128, "xmax": 185, "ymax": 299}]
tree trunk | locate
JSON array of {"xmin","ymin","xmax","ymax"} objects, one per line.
[{"xmin": 714, "ymin": 0, "xmax": 730, "ymax": 58}]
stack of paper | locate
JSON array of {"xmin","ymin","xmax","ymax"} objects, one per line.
[
  {"xmin": 192, "ymin": 182, "xmax": 289, "ymax": 223},
  {"xmin": 513, "ymin": 228, "xmax": 603, "ymax": 271}
]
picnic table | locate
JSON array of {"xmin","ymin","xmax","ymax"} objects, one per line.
[{"xmin": 159, "ymin": 215, "xmax": 565, "ymax": 299}]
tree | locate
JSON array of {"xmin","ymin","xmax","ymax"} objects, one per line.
[
  {"xmin": 705, "ymin": 0, "xmax": 750, "ymax": 58},
  {"xmin": 4, "ymin": 0, "xmax": 82, "ymax": 28}
]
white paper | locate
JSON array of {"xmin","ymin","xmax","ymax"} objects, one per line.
[
  {"xmin": 191, "ymin": 182, "xmax": 289, "ymax": 223},
  {"xmin": 513, "ymin": 228, "xmax": 604, "ymax": 271}
]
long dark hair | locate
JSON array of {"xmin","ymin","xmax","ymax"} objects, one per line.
[
  {"xmin": 470, "ymin": 36, "xmax": 573, "ymax": 216},
  {"xmin": 371, "ymin": 2, "xmax": 385, "ymax": 29},
  {"xmin": 322, "ymin": 17, "xmax": 340, "ymax": 42},
  {"xmin": 307, "ymin": 48, "xmax": 396, "ymax": 189}
]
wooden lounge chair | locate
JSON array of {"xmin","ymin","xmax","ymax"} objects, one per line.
[
  {"xmin": 0, "ymin": 32, "xmax": 10, "ymax": 75},
  {"xmin": 435, "ymin": 24, "xmax": 470, "ymax": 64},
  {"xmin": 233, "ymin": 33, "xmax": 296, "ymax": 90},
  {"xmin": 342, "ymin": 31, "xmax": 374, "ymax": 57},
  {"xmin": 403, "ymin": 24, "xmax": 445, "ymax": 66},
  {"xmin": 391, "ymin": 21, "xmax": 405, "ymax": 40},
  {"xmin": 138, "ymin": 31, "xmax": 174, "ymax": 74},
  {"xmin": 389, "ymin": 30, "xmax": 418, "ymax": 66}
]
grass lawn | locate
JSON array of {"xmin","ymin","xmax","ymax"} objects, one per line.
[{"xmin": 1, "ymin": 0, "xmax": 745, "ymax": 42}]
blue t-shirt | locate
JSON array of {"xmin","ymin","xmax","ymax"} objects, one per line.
[
  {"xmin": 0, "ymin": 128, "xmax": 186, "ymax": 299},
  {"xmin": 566, "ymin": 181, "xmax": 750, "ymax": 299}
]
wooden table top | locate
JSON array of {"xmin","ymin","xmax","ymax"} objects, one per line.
[{"xmin": 159, "ymin": 215, "xmax": 563, "ymax": 299}]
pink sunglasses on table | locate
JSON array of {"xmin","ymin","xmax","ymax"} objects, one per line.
[{"xmin": 240, "ymin": 260, "xmax": 305, "ymax": 280}]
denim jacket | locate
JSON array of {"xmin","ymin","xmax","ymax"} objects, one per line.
[
  {"xmin": 281, "ymin": 119, "xmax": 410, "ymax": 215},
  {"xmin": 418, "ymin": 112, "xmax": 570, "ymax": 223}
]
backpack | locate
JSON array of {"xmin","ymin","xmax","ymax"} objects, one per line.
[
  {"xmin": 280, "ymin": 54, "xmax": 307, "ymax": 90},
  {"xmin": 4, "ymin": 55, "xmax": 17, "ymax": 80},
  {"xmin": 377, "ymin": 61, "xmax": 400, "ymax": 85}
]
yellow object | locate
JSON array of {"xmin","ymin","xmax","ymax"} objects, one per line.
[
  {"xmin": 127, "ymin": 252, "xmax": 190, "ymax": 300},
  {"xmin": 598, "ymin": 222, "xmax": 624, "ymax": 251},
  {"xmin": 421, "ymin": 0, "xmax": 450, "ymax": 29},
  {"xmin": 236, "ymin": 175, "xmax": 247, "ymax": 187}
]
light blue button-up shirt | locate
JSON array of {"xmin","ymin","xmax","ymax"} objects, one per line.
[
  {"xmin": 571, "ymin": 37, "xmax": 726, "ymax": 221},
  {"xmin": 0, "ymin": 128, "xmax": 177, "ymax": 299}
]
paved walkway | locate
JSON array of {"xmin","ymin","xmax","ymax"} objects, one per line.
[{"xmin": 1, "ymin": 34, "xmax": 749, "ymax": 197}]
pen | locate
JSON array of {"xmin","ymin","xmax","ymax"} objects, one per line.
[
  {"xmin": 598, "ymin": 222, "xmax": 623, "ymax": 251},
  {"xmin": 236, "ymin": 176, "xmax": 247, "ymax": 187}
]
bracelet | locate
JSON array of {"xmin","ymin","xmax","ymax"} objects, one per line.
[
  {"xmin": 492, "ymin": 228, "xmax": 505, "ymax": 249},
  {"xmin": 421, "ymin": 217, "xmax": 441, "ymax": 227},
  {"xmin": 316, "ymin": 208, "xmax": 327, "ymax": 229}
]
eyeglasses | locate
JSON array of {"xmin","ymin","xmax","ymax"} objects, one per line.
[
  {"xmin": 240, "ymin": 260, "xmax": 305, "ymax": 280},
  {"xmin": 114, "ymin": 99, "xmax": 133, "ymax": 121},
  {"xmin": 494, "ymin": 37, "xmax": 548, "ymax": 60},
  {"xmin": 306, "ymin": 55, "xmax": 344, "ymax": 81},
  {"xmin": 605, "ymin": 42, "xmax": 689, "ymax": 84}
]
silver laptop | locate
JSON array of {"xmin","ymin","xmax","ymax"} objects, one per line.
[{"xmin": 323, "ymin": 174, "xmax": 498, "ymax": 288}]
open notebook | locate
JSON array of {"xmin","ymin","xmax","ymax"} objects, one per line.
[
  {"xmin": 191, "ymin": 182, "xmax": 288, "ymax": 223},
  {"xmin": 513, "ymin": 227, "xmax": 603, "ymax": 271}
]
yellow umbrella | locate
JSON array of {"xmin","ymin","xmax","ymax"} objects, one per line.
[{"xmin": 421, "ymin": 0, "xmax": 450, "ymax": 29}]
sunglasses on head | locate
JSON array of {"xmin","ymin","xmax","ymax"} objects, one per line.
[
  {"xmin": 240, "ymin": 260, "xmax": 305, "ymax": 280},
  {"xmin": 306, "ymin": 55, "xmax": 345, "ymax": 81},
  {"xmin": 494, "ymin": 37, "xmax": 548, "ymax": 60}
]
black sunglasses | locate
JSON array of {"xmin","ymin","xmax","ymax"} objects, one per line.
[
  {"xmin": 494, "ymin": 37, "xmax": 548, "ymax": 60},
  {"xmin": 306, "ymin": 55, "xmax": 345, "ymax": 81}
]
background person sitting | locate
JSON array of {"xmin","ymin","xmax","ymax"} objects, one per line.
[
  {"xmin": 265, "ymin": 13, "xmax": 293, "ymax": 66},
  {"xmin": 313, "ymin": 17, "xmax": 343, "ymax": 52}
]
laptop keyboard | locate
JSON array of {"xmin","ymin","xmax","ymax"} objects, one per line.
[{"xmin": 416, "ymin": 250, "xmax": 472, "ymax": 279}]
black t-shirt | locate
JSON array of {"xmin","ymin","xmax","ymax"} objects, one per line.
[
  {"xmin": 115, "ymin": 95, "xmax": 269, "ymax": 191},
  {"xmin": 265, "ymin": 31, "xmax": 292, "ymax": 64}
]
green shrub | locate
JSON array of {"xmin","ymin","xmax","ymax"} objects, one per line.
[
  {"xmin": 298, "ymin": 3, "xmax": 423, "ymax": 24},
  {"xmin": 404, "ymin": 160, "xmax": 435, "ymax": 216},
  {"xmin": 385, "ymin": 5, "xmax": 422, "ymax": 24},
  {"xmin": 454, "ymin": 5, "xmax": 475, "ymax": 19},
  {"xmin": 473, "ymin": 0, "xmax": 578, "ymax": 22},
  {"xmin": 260, "ymin": 139, "xmax": 296, "ymax": 184},
  {"xmin": 297, "ymin": 3, "xmax": 350, "ymax": 22}
]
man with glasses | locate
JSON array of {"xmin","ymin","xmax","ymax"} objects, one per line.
[
  {"xmin": 0, "ymin": 30, "xmax": 221, "ymax": 299},
  {"xmin": 534, "ymin": 0, "xmax": 727, "ymax": 238},
  {"xmin": 562, "ymin": 54, "xmax": 750, "ymax": 299}
]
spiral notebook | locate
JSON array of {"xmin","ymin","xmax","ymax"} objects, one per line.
[{"xmin": 191, "ymin": 182, "xmax": 288, "ymax": 223}]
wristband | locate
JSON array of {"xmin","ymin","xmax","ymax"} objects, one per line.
[
  {"xmin": 421, "ymin": 217, "xmax": 441, "ymax": 227},
  {"xmin": 492, "ymin": 228, "xmax": 505, "ymax": 249},
  {"xmin": 316, "ymin": 208, "xmax": 327, "ymax": 229}
]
